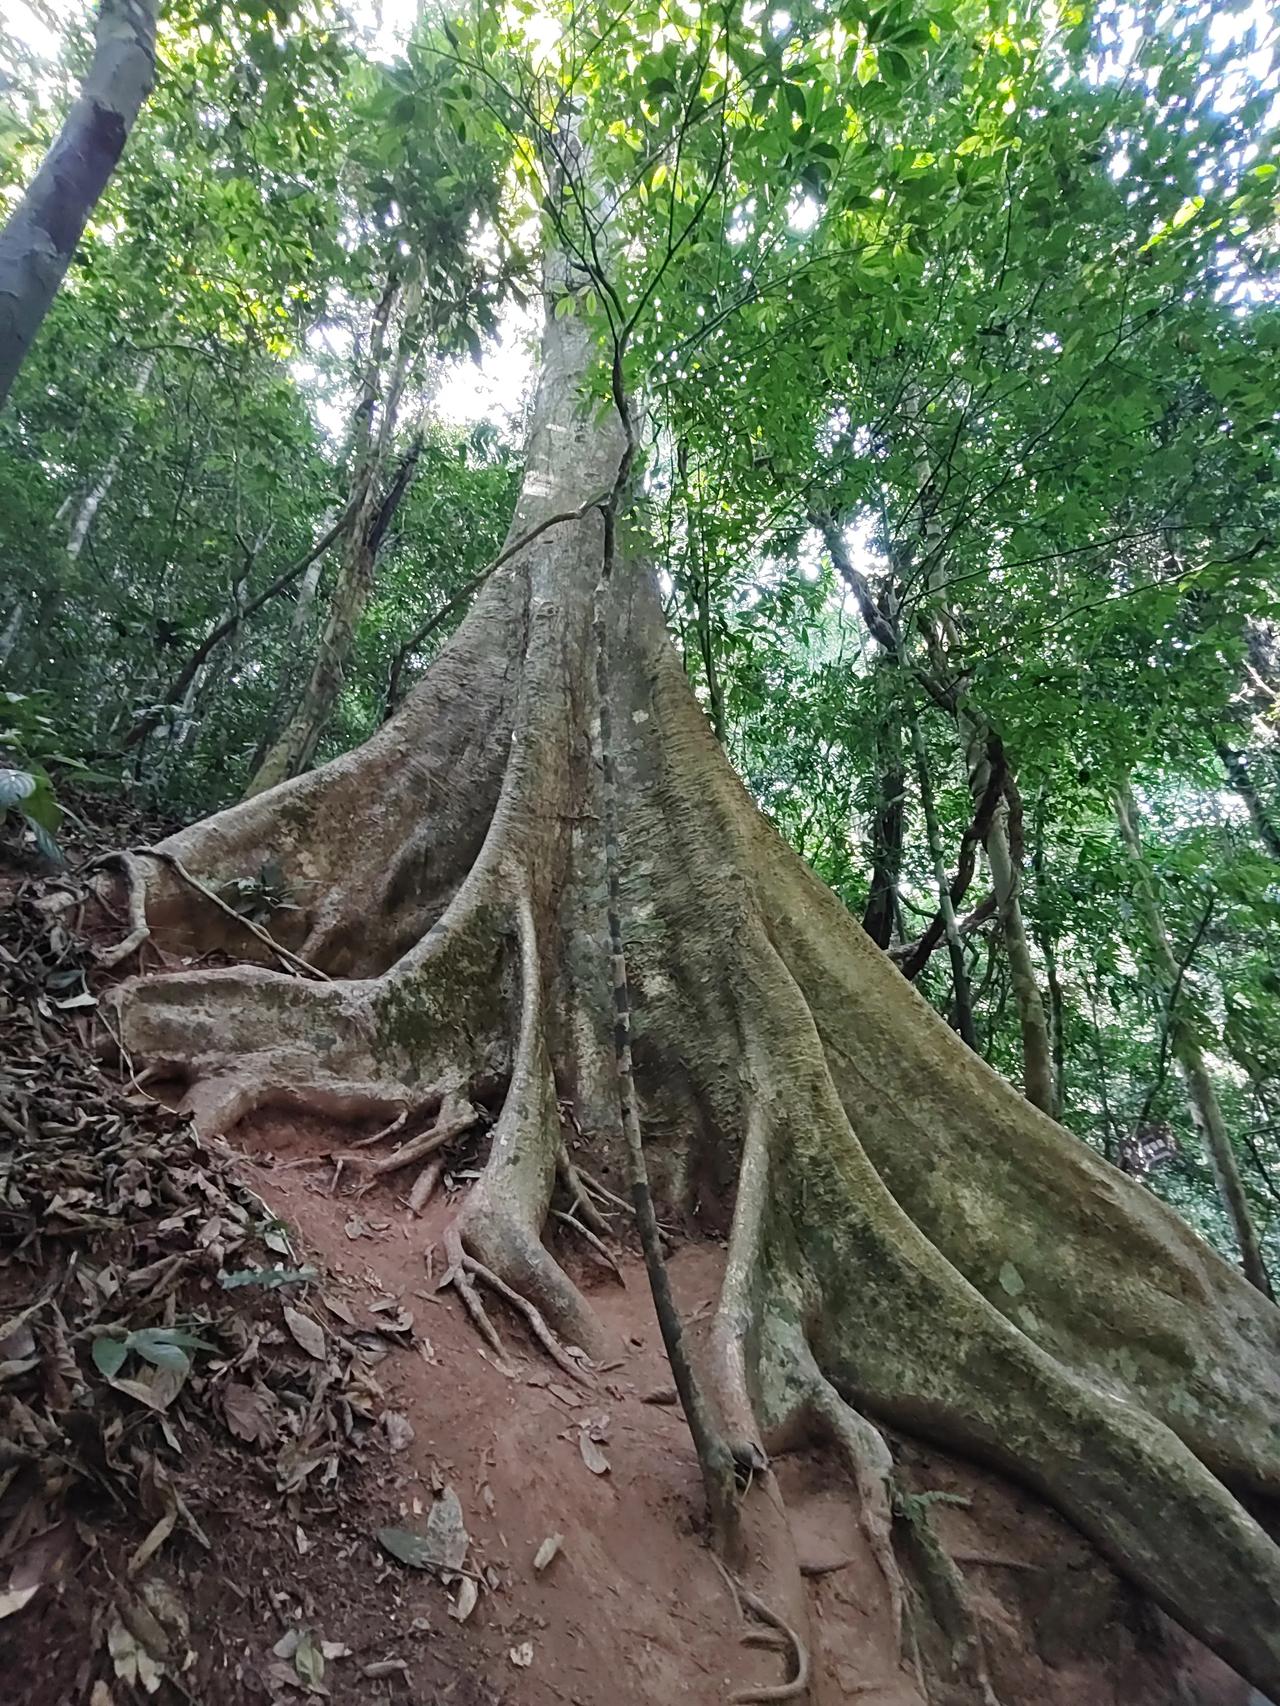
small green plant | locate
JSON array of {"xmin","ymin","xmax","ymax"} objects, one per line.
[
  {"xmin": 0, "ymin": 691, "xmax": 116, "ymax": 863},
  {"xmin": 91, "ymin": 1325, "xmax": 216, "ymax": 1380},
  {"xmin": 0, "ymin": 760, "xmax": 62, "ymax": 862},
  {"xmin": 217, "ymin": 856, "xmax": 299, "ymax": 921}
]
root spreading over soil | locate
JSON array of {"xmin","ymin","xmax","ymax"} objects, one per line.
[{"xmin": 0, "ymin": 885, "xmax": 1266, "ymax": 1706}]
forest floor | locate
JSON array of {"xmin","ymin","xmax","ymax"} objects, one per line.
[{"xmin": 0, "ymin": 805, "xmax": 1262, "ymax": 1706}]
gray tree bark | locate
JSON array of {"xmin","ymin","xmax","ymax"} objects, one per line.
[{"xmin": 0, "ymin": 0, "xmax": 157, "ymax": 410}]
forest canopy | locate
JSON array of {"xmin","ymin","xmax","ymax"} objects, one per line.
[{"xmin": 2, "ymin": 0, "xmax": 1280, "ymax": 1698}]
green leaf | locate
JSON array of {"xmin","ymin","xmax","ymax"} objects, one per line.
[
  {"xmin": 0, "ymin": 769, "xmax": 36, "ymax": 812},
  {"xmin": 218, "ymin": 1265, "xmax": 318, "ymax": 1290},
  {"xmin": 92, "ymin": 1336, "xmax": 130, "ymax": 1379}
]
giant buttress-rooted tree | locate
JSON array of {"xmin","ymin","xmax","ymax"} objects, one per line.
[{"xmin": 103, "ymin": 235, "xmax": 1280, "ymax": 1700}]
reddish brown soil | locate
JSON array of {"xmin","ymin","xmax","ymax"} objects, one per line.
[{"xmin": 168, "ymin": 1101, "xmax": 1256, "ymax": 1706}]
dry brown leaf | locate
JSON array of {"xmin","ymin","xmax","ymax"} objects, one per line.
[
  {"xmin": 0, "ymin": 1585, "xmax": 39, "ymax": 1619},
  {"xmin": 110, "ymin": 1364, "xmax": 187, "ymax": 1411},
  {"xmin": 223, "ymin": 1380, "xmax": 278, "ymax": 1446},
  {"xmin": 426, "ymin": 1485, "xmax": 469, "ymax": 1573},
  {"xmin": 320, "ymin": 1293, "xmax": 356, "ymax": 1326},
  {"xmin": 449, "ymin": 1577, "xmax": 479, "ymax": 1623},
  {"xmin": 127, "ymin": 1508, "xmax": 177, "ymax": 1577},
  {"xmin": 578, "ymin": 1432, "xmax": 610, "ymax": 1475},
  {"xmin": 282, "ymin": 1306, "xmax": 326, "ymax": 1360}
]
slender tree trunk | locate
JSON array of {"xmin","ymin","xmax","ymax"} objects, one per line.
[
  {"xmin": 961, "ymin": 711, "xmax": 1055, "ymax": 1113},
  {"xmin": 861, "ymin": 664, "xmax": 905, "ymax": 949},
  {"xmin": 245, "ymin": 526, "xmax": 378, "ymax": 795},
  {"xmin": 0, "ymin": 0, "xmax": 158, "ymax": 409},
  {"xmin": 246, "ymin": 271, "xmax": 421, "ymax": 797},
  {"xmin": 908, "ymin": 705, "xmax": 977, "ymax": 1048},
  {"xmin": 65, "ymin": 348, "xmax": 158, "ymax": 559},
  {"xmin": 690, "ymin": 527, "xmax": 726, "ymax": 743},
  {"xmin": 1114, "ymin": 781, "xmax": 1272, "ymax": 1298},
  {"xmin": 817, "ymin": 509, "xmax": 1053, "ymax": 1109},
  {"xmin": 1032, "ymin": 793, "xmax": 1067, "ymax": 1120},
  {"xmin": 248, "ymin": 537, "xmax": 328, "ymax": 773}
]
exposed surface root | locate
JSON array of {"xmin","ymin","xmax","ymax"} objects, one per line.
[
  {"xmin": 350, "ymin": 1107, "xmax": 408, "ymax": 1148},
  {"xmin": 809, "ymin": 1375, "xmax": 904, "ymax": 1642},
  {"xmin": 94, "ymin": 850, "xmax": 152, "ymax": 969},
  {"xmin": 552, "ymin": 1207, "xmax": 625, "ymax": 1282},
  {"xmin": 438, "ymin": 1225, "xmax": 596, "ymax": 1384},
  {"xmin": 439, "ymin": 1225, "xmax": 514, "ymax": 1369},
  {"xmin": 341, "ymin": 1094, "xmax": 481, "ymax": 1190},
  {"xmin": 894, "ymin": 1490, "xmax": 1003, "ymax": 1706},
  {"xmin": 716, "ymin": 1560, "xmax": 812, "ymax": 1704},
  {"xmin": 407, "ymin": 1155, "xmax": 446, "ymax": 1213},
  {"xmin": 556, "ymin": 1143, "xmax": 614, "ymax": 1236}
]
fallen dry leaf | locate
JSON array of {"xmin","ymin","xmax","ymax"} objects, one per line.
[
  {"xmin": 223, "ymin": 1380, "xmax": 278, "ymax": 1447},
  {"xmin": 578, "ymin": 1432, "xmax": 610, "ymax": 1475},
  {"xmin": 0, "ymin": 1585, "xmax": 39, "ymax": 1619},
  {"xmin": 509, "ymin": 1642, "xmax": 534, "ymax": 1668},
  {"xmin": 282, "ymin": 1306, "xmax": 326, "ymax": 1360},
  {"xmin": 532, "ymin": 1534, "xmax": 564, "ymax": 1574},
  {"xmin": 449, "ymin": 1577, "xmax": 479, "ymax": 1622}
]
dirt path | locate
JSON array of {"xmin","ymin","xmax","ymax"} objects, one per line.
[{"xmin": 221, "ymin": 1103, "xmax": 1257, "ymax": 1706}]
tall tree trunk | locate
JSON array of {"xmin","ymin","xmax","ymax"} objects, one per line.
[
  {"xmin": 861, "ymin": 666, "xmax": 905, "ymax": 949},
  {"xmin": 816, "ymin": 512, "xmax": 1054, "ymax": 1110},
  {"xmin": 0, "ymin": 604, "xmax": 23, "ymax": 667},
  {"xmin": 1032, "ymin": 791, "xmax": 1067, "ymax": 1119},
  {"xmin": 960, "ymin": 712, "xmax": 1055, "ymax": 1113},
  {"xmin": 908, "ymin": 704, "xmax": 977, "ymax": 1048},
  {"xmin": 245, "ymin": 525, "xmax": 378, "ymax": 795},
  {"xmin": 248, "ymin": 548, "xmax": 327, "ymax": 773},
  {"xmin": 0, "ymin": 0, "xmax": 158, "ymax": 410},
  {"xmin": 1114, "ymin": 780, "xmax": 1272, "ymax": 1298},
  {"xmin": 102, "ymin": 232, "xmax": 1280, "ymax": 1704},
  {"xmin": 245, "ymin": 272, "xmax": 422, "ymax": 797},
  {"xmin": 65, "ymin": 347, "xmax": 158, "ymax": 559}
]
